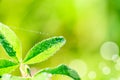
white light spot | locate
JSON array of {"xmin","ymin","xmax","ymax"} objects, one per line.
[
  {"xmin": 88, "ymin": 71, "xmax": 96, "ymax": 79},
  {"xmin": 112, "ymin": 54, "xmax": 119, "ymax": 62},
  {"xmin": 43, "ymin": 72, "xmax": 47, "ymax": 76},
  {"xmin": 47, "ymin": 74, "xmax": 52, "ymax": 78},
  {"xmin": 43, "ymin": 72, "xmax": 51, "ymax": 77},
  {"xmin": 115, "ymin": 58, "xmax": 120, "ymax": 71},
  {"xmin": 2, "ymin": 74, "xmax": 11, "ymax": 80},
  {"xmin": 100, "ymin": 41, "xmax": 119, "ymax": 60},
  {"xmin": 69, "ymin": 59, "xmax": 87, "ymax": 78},
  {"xmin": 118, "ymin": 77, "xmax": 120, "ymax": 80},
  {"xmin": 102, "ymin": 66, "xmax": 111, "ymax": 75}
]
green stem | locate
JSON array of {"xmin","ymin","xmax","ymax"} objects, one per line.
[{"xmin": 20, "ymin": 64, "xmax": 31, "ymax": 78}]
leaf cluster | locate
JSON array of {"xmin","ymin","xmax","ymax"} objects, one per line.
[{"xmin": 0, "ymin": 23, "xmax": 80, "ymax": 80}]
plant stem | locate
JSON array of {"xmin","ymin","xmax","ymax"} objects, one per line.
[{"xmin": 20, "ymin": 64, "xmax": 31, "ymax": 78}]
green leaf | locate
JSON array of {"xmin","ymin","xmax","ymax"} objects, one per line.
[
  {"xmin": 0, "ymin": 23, "xmax": 22, "ymax": 62},
  {"xmin": 34, "ymin": 64, "xmax": 81, "ymax": 80},
  {"xmin": 0, "ymin": 59, "xmax": 19, "ymax": 75},
  {"xmin": 23, "ymin": 36, "xmax": 66, "ymax": 64}
]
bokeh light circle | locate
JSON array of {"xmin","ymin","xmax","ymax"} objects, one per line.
[
  {"xmin": 115, "ymin": 58, "xmax": 120, "ymax": 71},
  {"xmin": 100, "ymin": 41, "xmax": 119, "ymax": 60},
  {"xmin": 102, "ymin": 66, "xmax": 111, "ymax": 75},
  {"xmin": 112, "ymin": 54, "xmax": 119, "ymax": 62},
  {"xmin": 118, "ymin": 77, "xmax": 120, "ymax": 80},
  {"xmin": 69, "ymin": 59, "xmax": 87, "ymax": 78},
  {"xmin": 88, "ymin": 71, "xmax": 96, "ymax": 79}
]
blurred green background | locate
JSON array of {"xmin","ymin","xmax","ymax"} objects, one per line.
[{"xmin": 0, "ymin": 0, "xmax": 120, "ymax": 80}]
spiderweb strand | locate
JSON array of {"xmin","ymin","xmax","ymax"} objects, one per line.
[{"xmin": 10, "ymin": 26, "xmax": 53, "ymax": 36}]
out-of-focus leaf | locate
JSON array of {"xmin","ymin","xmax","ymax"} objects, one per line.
[
  {"xmin": 23, "ymin": 36, "xmax": 66, "ymax": 64},
  {"xmin": 10, "ymin": 76, "xmax": 29, "ymax": 80},
  {"xmin": 32, "ymin": 72, "xmax": 52, "ymax": 80},
  {"xmin": 0, "ymin": 23, "xmax": 22, "ymax": 62},
  {"xmin": 0, "ymin": 59, "xmax": 19, "ymax": 75},
  {"xmin": 1, "ymin": 74, "xmax": 11, "ymax": 80},
  {"xmin": 1, "ymin": 74, "xmax": 30, "ymax": 80},
  {"xmin": 1, "ymin": 73, "xmax": 51, "ymax": 80},
  {"xmin": 34, "ymin": 64, "xmax": 81, "ymax": 80}
]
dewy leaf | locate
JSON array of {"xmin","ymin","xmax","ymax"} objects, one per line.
[
  {"xmin": 0, "ymin": 23, "xmax": 22, "ymax": 62},
  {"xmin": 34, "ymin": 64, "xmax": 81, "ymax": 80},
  {"xmin": 23, "ymin": 36, "xmax": 66, "ymax": 64},
  {"xmin": 0, "ymin": 59, "xmax": 19, "ymax": 75}
]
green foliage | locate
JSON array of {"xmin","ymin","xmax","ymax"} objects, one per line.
[
  {"xmin": 0, "ymin": 23, "xmax": 22, "ymax": 62},
  {"xmin": 34, "ymin": 64, "xmax": 81, "ymax": 80},
  {"xmin": 0, "ymin": 23, "xmax": 81, "ymax": 80},
  {"xmin": 23, "ymin": 36, "xmax": 66, "ymax": 64},
  {"xmin": 0, "ymin": 59, "xmax": 18, "ymax": 75}
]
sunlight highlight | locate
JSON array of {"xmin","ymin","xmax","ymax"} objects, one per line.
[
  {"xmin": 88, "ymin": 71, "xmax": 96, "ymax": 79},
  {"xmin": 100, "ymin": 41, "xmax": 119, "ymax": 60},
  {"xmin": 69, "ymin": 59, "xmax": 87, "ymax": 78}
]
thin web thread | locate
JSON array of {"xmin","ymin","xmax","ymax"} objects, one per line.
[{"xmin": 11, "ymin": 26, "xmax": 54, "ymax": 36}]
